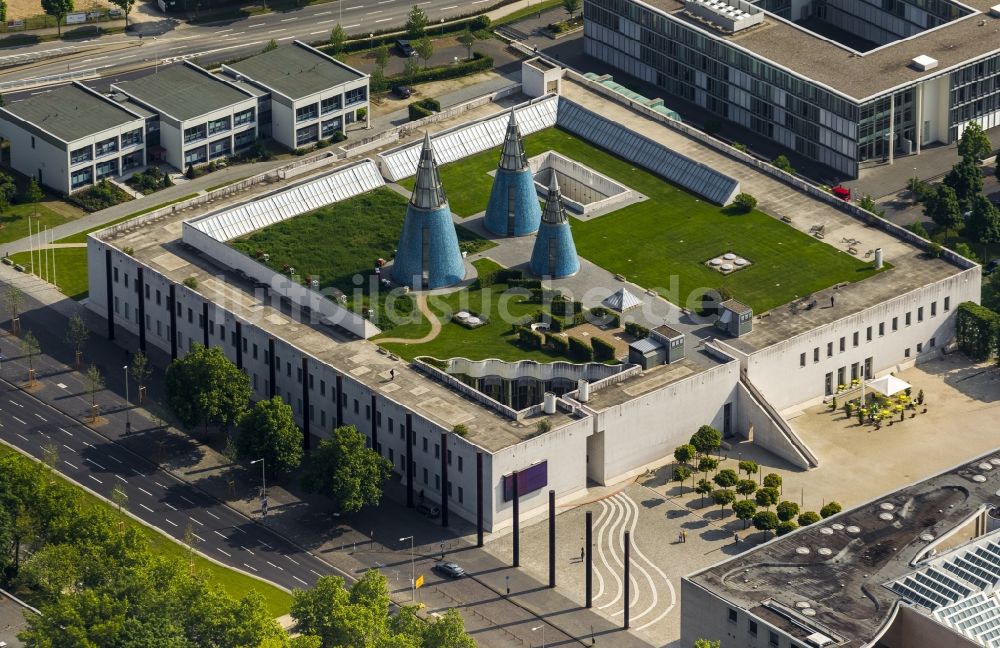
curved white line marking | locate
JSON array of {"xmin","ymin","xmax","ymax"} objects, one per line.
[
  {"xmin": 610, "ymin": 493, "xmax": 642, "ymax": 617},
  {"xmin": 592, "ymin": 500, "xmax": 609, "ymax": 601},
  {"xmin": 620, "ymin": 493, "xmax": 660, "ymax": 622},
  {"xmin": 597, "ymin": 495, "xmax": 626, "ymax": 609}
]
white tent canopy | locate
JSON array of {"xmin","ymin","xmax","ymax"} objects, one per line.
[
  {"xmin": 603, "ymin": 288, "xmax": 643, "ymax": 312},
  {"xmin": 867, "ymin": 374, "xmax": 911, "ymax": 396}
]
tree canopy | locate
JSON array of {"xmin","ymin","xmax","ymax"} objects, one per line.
[
  {"xmin": 300, "ymin": 426, "xmax": 392, "ymax": 514},
  {"xmin": 165, "ymin": 344, "xmax": 251, "ymax": 433},
  {"xmin": 110, "ymin": 0, "xmax": 136, "ymax": 27},
  {"xmin": 966, "ymin": 194, "xmax": 1000, "ymax": 259},
  {"xmin": 958, "ymin": 121, "xmax": 993, "ymax": 162},
  {"xmin": 405, "ymin": 5, "xmax": 428, "ymax": 37},
  {"xmin": 924, "ymin": 184, "xmax": 963, "ymax": 236},
  {"xmin": 236, "ymin": 396, "xmax": 304, "ymax": 478},
  {"xmin": 689, "ymin": 425, "xmax": 721, "ymax": 455},
  {"xmin": 40, "ymin": 0, "xmax": 73, "ymax": 36},
  {"xmin": 943, "ymin": 157, "xmax": 983, "ymax": 211}
]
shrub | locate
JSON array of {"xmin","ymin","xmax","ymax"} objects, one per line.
[
  {"xmin": 776, "ymin": 520, "xmax": 798, "ymax": 536},
  {"xmin": 927, "ymin": 241, "xmax": 943, "ymax": 258},
  {"xmin": 186, "ymin": 164, "xmax": 197, "ymax": 179},
  {"xmin": 568, "ymin": 336, "xmax": 593, "ymax": 362},
  {"xmin": 772, "ymin": 154, "xmax": 795, "ymax": 174},
  {"xmin": 182, "ymin": 277, "xmax": 198, "ymax": 289},
  {"xmin": 592, "ymin": 337, "xmax": 616, "ymax": 362},
  {"xmin": 452, "ymin": 424, "xmax": 469, "ymax": 437},
  {"xmin": 907, "ymin": 221, "xmax": 929, "ymax": 238},
  {"xmin": 820, "ymin": 501, "xmax": 842, "ymax": 518},
  {"xmin": 67, "ymin": 180, "xmax": 132, "ymax": 212},
  {"xmin": 954, "ymin": 242, "xmax": 978, "ymax": 262},
  {"xmin": 408, "ymin": 101, "xmax": 434, "ymax": 121},
  {"xmin": 508, "ymin": 278, "xmax": 542, "ymax": 289},
  {"xmin": 546, "ymin": 334, "xmax": 569, "ymax": 355},
  {"xmin": 550, "ymin": 298, "xmax": 583, "ymax": 316},
  {"xmin": 624, "ymin": 322, "xmax": 650, "ymax": 338},
  {"xmin": 776, "ymin": 500, "xmax": 800, "ymax": 522},
  {"xmin": 316, "ymin": 139, "xmax": 330, "ymax": 148},
  {"xmin": 732, "ymin": 192, "xmax": 757, "ymax": 213},
  {"xmin": 798, "ymin": 511, "xmax": 821, "ymax": 526},
  {"xmin": 391, "ymin": 52, "xmax": 493, "ymax": 86},
  {"xmin": 293, "ymin": 148, "xmax": 307, "ymax": 156},
  {"xmin": 536, "ymin": 419, "xmax": 552, "ymax": 434},
  {"xmin": 519, "ymin": 328, "xmax": 544, "ymax": 349},
  {"xmin": 356, "ymin": 108, "xmax": 368, "ymax": 121},
  {"xmin": 471, "ymin": 15, "xmax": 491, "ymax": 29},
  {"xmin": 332, "ymin": 130, "xmax": 347, "ymax": 143},
  {"xmin": 127, "ymin": 166, "xmax": 168, "ymax": 195},
  {"xmin": 732, "ymin": 142, "xmax": 748, "ymax": 153},
  {"xmin": 956, "ymin": 301, "xmax": 999, "ymax": 360}
]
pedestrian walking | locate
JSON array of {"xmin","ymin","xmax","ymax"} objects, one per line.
[
  {"xmin": 682, "ymin": 530, "xmax": 687, "ymax": 543},
  {"xmin": 580, "ymin": 546, "xmax": 584, "ymax": 561},
  {"xmin": 830, "ymin": 295, "xmax": 835, "ymax": 307},
  {"xmin": 390, "ymin": 368, "xmax": 395, "ymax": 380},
  {"xmin": 733, "ymin": 532, "xmax": 739, "ymax": 546}
]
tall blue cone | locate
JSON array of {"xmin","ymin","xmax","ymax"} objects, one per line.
[
  {"xmin": 393, "ymin": 133, "xmax": 465, "ymax": 289},
  {"xmin": 483, "ymin": 108, "xmax": 541, "ymax": 237},
  {"xmin": 530, "ymin": 173, "xmax": 580, "ymax": 278}
]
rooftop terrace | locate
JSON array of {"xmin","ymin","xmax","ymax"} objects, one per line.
[{"xmin": 687, "ymin": 450, "xmax": 1000, "ymax": 647}]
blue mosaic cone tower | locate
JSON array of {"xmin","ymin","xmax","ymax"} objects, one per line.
[
  {"xmin": 530, "ymin": 173, "xmax": 580, "ymax": 279},
  {"xmin": 483, "ymin": 108, "xmax": 542, "ymax": 237},
  {"xmin": 393, "ymin": 133, "xmax": 465, "ymax": 290}
]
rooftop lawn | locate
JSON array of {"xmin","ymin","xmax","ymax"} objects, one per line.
[
  {"xmin": 400, "ymin": 127, "xmax": 885, "ymax": 313},
  {"xmin": 229, "ymin": 187, "xmax": 494, "ymax": 332},
  {"xmin": 378, "ymin": 258, "xmax": 577, "ymax": 362}
]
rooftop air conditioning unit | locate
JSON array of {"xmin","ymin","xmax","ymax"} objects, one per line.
[{"xmin": 911, "ymin": 55, "xmax": 938, "ymax": 71}]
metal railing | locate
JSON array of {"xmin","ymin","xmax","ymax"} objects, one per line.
[{"xmin": 0, "ymin": 68, "xmax": 99, "ymax": 91}]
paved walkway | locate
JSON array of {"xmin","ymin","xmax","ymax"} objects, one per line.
[
  {"xmin": 374, "ymin": 295, "xmax": 443, "ymax": 344},
  {"xmin": 0, "ymin": 264, "xmax": 655, "ymax": 648}
]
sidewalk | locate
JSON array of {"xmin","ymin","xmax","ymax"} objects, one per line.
[{"xmin": 0, "ymin": 265, "xmax": 654, "ymax": 648}]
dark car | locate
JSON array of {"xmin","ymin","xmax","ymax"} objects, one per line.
[
  {"xmin": 433, "ymin": 562, "xmax": 466, "ymax": 579},
  {"xmin": 416, "ymin": 501, "xmax": 440, "ymax": 518},
  {"xmin": 392, "ymin": 85, "xmax": 413, "ymax": 99},
  {"xmin": 396, "ymin": 39, "xmax": 417, "ymax": 57},
  {"xmin": 985, "ymin": 258, "xmax": 1000, "ymax": 275}
]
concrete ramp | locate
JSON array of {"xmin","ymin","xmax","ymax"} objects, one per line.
[{"xmin": 737, "ymin": 369, "xmax": 819, "ymax": 469}]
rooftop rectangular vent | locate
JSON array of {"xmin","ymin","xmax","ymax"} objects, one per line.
[
  {"xmin": 911, "ymin": 55, "xmax": 938, "ymax": 71},
  {"xmin": 683, "ymin": 0, "xmax": 763, "ymax": 32},
  {"xmin": 990, "ymin": 4, "xmax": 1000, "ymax": 16},
  {"xmin": 805, "ymin": 633, "xmax": 834, "ymax": 648}
]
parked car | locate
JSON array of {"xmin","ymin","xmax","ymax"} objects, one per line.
[
  {"xmin": 984, "ymin": 258, "xmax": 1000, "ymax": 275},
  {"xmin": 396, "ymin": 39, "xmax": 417, "ymax": 57},
  {"xmin": 433, "ymin": 562, "xmax": 466, "ymax": 579},
  {"xmin": 416, "ymin": 501, "xmax": 440, "ymax": 517},
  {"xmin": 393, "ymin": 85, "xmax": 414, "ymax": 99}
]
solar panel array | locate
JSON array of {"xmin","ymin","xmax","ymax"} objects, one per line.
[
  {"xmin": 189, "ymin": 159, "xmax": 384, "ymax": 242},
  {"xmin": 378, "ymin": 97, "xmax": 558, "ymax": 182},
  {"xmin": 555, "ymin": 98, "xmax": 740, "ymax": 206}
]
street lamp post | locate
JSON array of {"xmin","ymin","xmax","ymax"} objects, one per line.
[
  {"xmin": 532, "ymin": 625, "xmax": 545, "ymax": 648},
  {"xmin": 251, "ymin": 458, "xmax": 267, "ymax": 517},
  {"xmin": 400, "ymin": 535, "xmax": 415, "ymax": 601},
  {"xmin": 123, "ymin": 365, "xmax": 131, "ymax": 435}
]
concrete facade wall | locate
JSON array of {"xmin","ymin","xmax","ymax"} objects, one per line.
[
  {"xmin": 878, "ymin": 605, "xmax": 980, "ymax": 648},
  {"xmin": 746, "ymin": 269, "xmax": 981, "ymax": 411},
  {"xmin": 736, "ymin": 382, "xmax": 812, "ymax": 469}
]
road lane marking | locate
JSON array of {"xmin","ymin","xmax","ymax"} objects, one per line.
[
  {"xmin": 59, "ymin": 427, "xmax": 72, "ymax": 436},
  {"xmin": 280, "ymin": 17, "xmax": 297, "ymax": 21},
  {"xmin": 154, "ymin": 481, "xmax": 165, "ymax": 488},
  {"xmin": 16, "ymin": 434, "xmax": 28, "ymax": 442},
  {"xmin": 180, "ymin": 496, "xmax": 195, "ymax": 505},
  {"xmin": 34, "ymin": 413, "xmax": 46, "ymax": 421},
  {"xmin": 260, "ymin": 541, "xmax": 272, "ymax": 549},
  {"xmin": 440, "ymin": 4, "xmax": 457, "ymax": 8},
  {"xmin": 165, "ymin": 519, "xmax": 178, "ymax": 527},
  {"xmin": 247, "ymin": 22, "xmax": 265, "ymax": 28},
  {"xmin": 294, "ymin": 575, "xmax": 308, "ymax": 585},
  {"xmin": 206, "ymin": 511, "xmax": 220, "ymax": 520},
  {"xmin": 243, "ymin": 562, "xmax": 258, "ymax": 572},
  {"xmin": 345, "ymin": 23, "xmax": 361, "ymax": 27},
  {"xmin": 8, "ymin": 399, "xmax": 23, "ymax": 407},
  {"xmin": 367, "ymin": 10, "xmax": 382, "ymax": 14},
  {"xmin": 241, "ymin": 546, "xmax": 255, "ymax": 555},
  {"xmin": 63, "ymin": 460, "xmax": 78, "ymax": 469},
  {"xmin": 140, "ymin": 503, "xmax": 154, "ymax": 513},
  {"xmin": 267, "ymin": 560, "xmax": 283, "ymax": 571},
  {"xmin": 165, "ymin": 503, "xmax": 177, "ymax": 511},
  {"xmin": 83, "ymin": 441, "xmax": 95, "ymax": 449},
  {"xmin": 132, "ymin": 469, "xmax": 144, "ymax": 477},
  {"xmin": 88, "ymin": 474, "xmax": 103, "ymax": 484},
  {"xmin": 12, "ymin": 416, "xmax": 26, "ymax": 425},
  {"xmin": 232, "ymin": 527, "xmax": 247, "ymax": 535},
  {"xmin": 115, "ymin": 475, "xmax": 128, "ymax": 483},
  {"xmin": 138, "ymin": 487, "xmax": 153, "ymax": 496},
  {"xmin": 108, "ymin": 455, "xmax": 122, "ymax": 464},
  {"xmin": 310, "ymin": 30, "xmax": 326, "ymax": 34},
  {"xmin": 188, "ymin": 516, "xmax": 203, "ymax": 526},
  {"xmin": 315, "ymin": 9, "xmax": 332, "ymax": 14},
  {"xmin": 375, "ymin": 17, "xmax": 391, "ymax": 22},
  {"xmin": 310, "ymin": 569, "xmax": 322, "ymax": 577},
  {"xmin": 62, "ymin": 444, "xmax": 74, "ymax": 452},
  {"xmin": 286, "ymin": 556, "xmax": 300, "ymax": 566},
  {"xmin": 278, "ymin": 36, "xmax": 295, "ymax": 41},
  {"xmin": 192, "ymin": 533, "xmax": 205, "ymax": 542},
  {"xmin": 85, "ymin": 458, "xmax": 106, "ymax": 470},
  {"xmin": 218, "ymin": 548, "xmax": 231, "ymax": 557},
  {"xmin": 214, "ymin": 530, "xmax": 227, "ymax": 538}
]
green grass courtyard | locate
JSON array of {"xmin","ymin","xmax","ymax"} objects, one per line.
[{"xmin": 401, "ymin": 127, "xmax": 884, "ymax": 314}]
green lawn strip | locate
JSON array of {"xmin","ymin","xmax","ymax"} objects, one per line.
[
  {"xmin": 0, "ymin": 444, "xmax": 292, "ymax": 617},
  {"xmin": 206, "ymin": 176, "xmax": 253, "ymax": 193},
  {"xmin": 379, "ymin": 258, "xmax": 575, "ymax": 362},
  {"xmin": 493, "ymin": 0, "xmax": 564, "ymax": 25},
  {"xmin": 400, "ymin": 127, "xmax": 883, "ymax": 313},
  {"xmin": 0, "ymin": 202, "xmax": 78, "ymax": 246},
  {"xmin": 56, "ymin": 193, "xmax": 201, "ymax": 244},
  {"xmin": 10, "ymin": 248, "xmax": 89, "ymax": 300},
  {"xmin": 229, "ymin": 187, "xmax": 493, "ymax": 333}
]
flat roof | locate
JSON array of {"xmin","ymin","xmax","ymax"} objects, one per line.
[
  {"xmin": 226, "ymin": 42, "xmax": 365, "ymax": 100},
  {"xmin": 636, "ymin": 0, "xmax": 1000, "ymax": 100},
  {"xmin": 686, "ymin": 450, "xmax": 1000, "ymax": 647},
  {"xmin": 113, "ymin": 63, "xmax": 252, "ymax": 122},
  {"xmin": 0, "ymin": 83, "xmax": 141, "ymax": 143}
]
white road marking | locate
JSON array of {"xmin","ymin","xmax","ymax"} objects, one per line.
[
  {"xmin": 310, "ymin": 30, "xmax": 326, "ymax": 34},
  {"xmin": 375, "ymin": 17, "xmax": 391, "ymax": 22},
  {"xmin": 154, "ymin": 481, "xmax": 165, "ymax": 488},
  {"xmin": 232, "ymin": 527, "xmax": 247, "ymax": 535},
  {"xmin": 315, "ymin": 9, "xmax": 332, "ymax": 14},
  {"xmin": 140, "ymin": 503, "xmax": 154, "ymax": 513},
  {"xmin": 188, "ymin": 516, "xmax": 203, "ymax": 526},
  {"xmin": 132, "ymin": 469, "xmax": 144, "ymax": 477},
  {"xmin": 218, "ymin": 548, "xmax": 232, "ymax": 557},
  {"xmin": 280, "ymin": 17, "xmax": 298, "ymax": 21},
  {"xmin": 310, "ymin": 569, "xmax": 322, "ymax": 577},
  {"xmin": 165, "ymin": 519, "xmax": 178, "ymax": 527},
  {"xmin": 247, "ymin": 23, "xmax": 266, "ymax": 28},
  {"xmin": 241, "ymin": 546, "xmax": 255, "ymax": 555},
  {"xmin": 83, "ymin": 441, "xmax": 95, "ymax": 449},
  {"xmin": 345, "ymin": 23, "xmax": 361, "ymax": 27},
  {"xmin": 62, "ymin": 444, "xmax": 74, "ymax": 452},
  {"xmin": 34, "ymin": 413, "xmax": 47, "ymax": 421},
  {"xmin": 278, "ymin": 36, "xmax": 295, "ymax": 41},
  {"xmin": 63, "ymin": 460, "xmax": 78, "ymax": 469},
  {"xmin": 192, "ymin": 533, "xmax": 205, "ymax": 542},
  {"xmin": 294, "ymin": 575, "xmax": 308, "ymax": 585},
  {"xmin": 214, "ymin": 530, "xmax": 227, "ymax": 538},
  {"xmin": 59, "ymin": 427, "xmax": 72, "ymax": 436},
  {"xmin": 9, "ymin": 399, "xmax": 23, "ymax": 407},
  {"xmin": 115, "ymin": 475, "xmax": 128, "ymax": 483},
  {"xmin": 165, "ymin": 503, "xmax": 177, "ymax": 511},
  {"xmin": 440, "ymin": 5, "xmax": 458, "ymax": 9},
  {"xmin": 271, "ymin": 28, "xmax": 287, "ymax": 32},
  {"xmin": 12, "ymin": 416, "xmax": 26, "ymax": 425},
  {"xmin": 597, "ymin": 496, "xmax": 625, "ymax": 609},
  {"xmin": 108, "ymin": 455, "xmax": 122, "ymax": 464},
  {"xmin": 318, "ymin": 18, "xmax": 337, "ymax": 23},
  {"xmin": 367, "ymin": 10, "xmax": 382, "ymax": 14},
  {"xmin": 243, "ymin": 562, "xmax": 258, "ymax": 572},
  {"xmin": 16, "ymin": 434, "xmax": 29, "ymax": 442},
  {"xmin": 89, "ymin": 475, "xmax": 103, "ymax": 484},
  {"xmin": 592, "ymin": 500, "xmax": 610, "ymax": 601},
  {"xmin": 206, "ymin": 511, "xmax": 220, "ymax": 520},
  {"xmin": 267, "ymin": 560, "xmax": 283, "ymax": 571},
  {"xmin": 180, "ymin": 496, "xmax": 195, "ymax": 505},
  {"xmin": 260, "ymin": 541, "xmax": 272, "ymax": 549},
  {"xmin": 138, "ymin": 487, "xmax": 153, "ymax": 496},
  {"xmin": 286, "ymin": 556, "xmax": 300, "ymax": 566},
  {"xmin": 85, "ymin": 458, "xmax": 106, "ymax": 470}
]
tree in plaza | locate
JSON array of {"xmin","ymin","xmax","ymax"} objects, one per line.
[
  {"xmin": 733, "ymin": 499, "xmax": 757, "ymax": 529},
  {"xmin": 698, "ymin": 455, "xmax": 718, "ymax": 478},
  {"xmin": 300, "ymin": 425, "xmax": 392, "ymax": 514},
  {"xmin": 109, "ymin": 0, "xmax": 136, "ymax": 28},
  {"xmin": 924, "ymin": 185, "xmax": 963, "ymax": 238},
  {"xmin": 755, "ymin": 486, "xmax": 779, "ymax": 509},
  {"xmin": 40, "ymin": 0, "xmax": 74, "ymax": 36},
  {"xmin": 414, "ymin": 36, "xmax": 434, "ymax": 69},
  {"xmin": 712, "ymin": 488, "xmax": 736, "ymax": 517},
  {"xmin": 65, "ymin": 313, "xmax": 89, "ymax": 368},
  {"xmin": 85, "ymin": 364, "xmax": 104, "ymax": 416},
  {"xmin": 563, "ymin": 0, "xmax": 581, "ymax": 19},
  {"xmin": 4, "ymin": 284, "xmax": 25, "ymax": 329},
  {"xmin": 776, "ymin": 500, "xmax": 800, "ymax": 522},
  {"xmin": 943, "ymin": 157, "xmax": 983, "ymax": 211},
  {"xmin": 753, "ymin": 510, "xmax": 779, "ymax": 538},
  {"xmin": 763, "ymin": 472, "xmax": 782, "ymax": 493},
  {"xmin": 820, "ymin": 501, "xmax": 843, "ymax": 518},
  {"xmin": 21, "ymin": 330, "xmax": 40, "ymax": 384},
  {"xmin": 457, "ymin": 26, "xmax": 475, "ymax": 60},
  {"xmin": 798, "ymin": 511, "xmax": 821, "ymax": 526},
  {"xmin": 130, "ymin": 351, "xmax": 152, "ymax": 404},
  {"xmin": 674, "ymin": 443, "xmax": 697, "ymax": 466},
  {"xmin": 738, "ymin": 459, "xmax": 758, "ymax": 478},
  {"xmin": 966, "ymin": 193, "xmax": 1000, "ymax": 260},
  {"xmin": 735, "ymin": 478, "xmax": 758, "ymax": 499},
  {"xmin": 236, "ymin": 396, "xmax": 304, "ymax": 478},
  {"xmin": 713, "ymin": 468, "xmax": 739, "ymax": 489},
  {"xmin": 689, "ymin": 424, "xmax": 722, "ymax": 456},
  {"xmin": 776, "ymin": 520, "xmax": 798, "ymax": 536},
  {"xmin": 695, "ymin": 478, "xmax": 714, "ymax": 508},
  {"xmin": 958, "ymin": 121, "xmax": 993, "ymax": 163},
  {"xmin": 165, "ymin": 343, "xmax": 251, "ymax": 435},
  {"xmin": 330, "ymin": 23, "xmax": 347, "ymax": 55},
  {"xmin": 673, "ymin": 466, "xmax": 692, "ymax": 494},
  {"xmin": 405, "ymin": 4, "xmax": 428, "ymax": 38}
]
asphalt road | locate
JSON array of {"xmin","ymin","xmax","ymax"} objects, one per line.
[
  {"xmin": 0, "ymin": 0, "xmax": 482, "ymax": 87},
  {"xmin": 0, "ymin": 332, "xmax": 340, "ymax": 597}
]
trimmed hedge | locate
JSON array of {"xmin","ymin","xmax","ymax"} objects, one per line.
[
  {"xmin": 956, "ymin": 301, "xmax": 999, "ymax": 360},
  {"xmin": 392, "ymin": 52, "xmax": 493, "ymax": 86},
  {"xmin": 568, "ymin": 336, "xmax": 593, "ymax": 362},
  {"xmin": 508, "ymin": 278, "xmax": 542, "ymax": 289},
  {"xmin": 551, "ymin": 298, "xmax": 583, "ymax": 316},
  {"xmin": 592, "ymin": 337, "xmax": 616, "ymax": 362},
  {"xmin": 315, "ymin": 15, "xmax": 491, "ymax": 56},
  {"xmin": 519, "ymin": 328, "xmax": 544, "ymax": 349},
  {"xmin": 587, "ymin": 306, "xmax": 622, "ymax": 328},
  {"xmin": 624, "ymin": 322, "xmax": 650, "ymax": 338},
  {"xmin": 408, "ymin": 102, "xmax": 434, "ymax": 121},
  {"xmin": 546, "ymin": 334, "xmax": 569, "ymax": 355}
]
